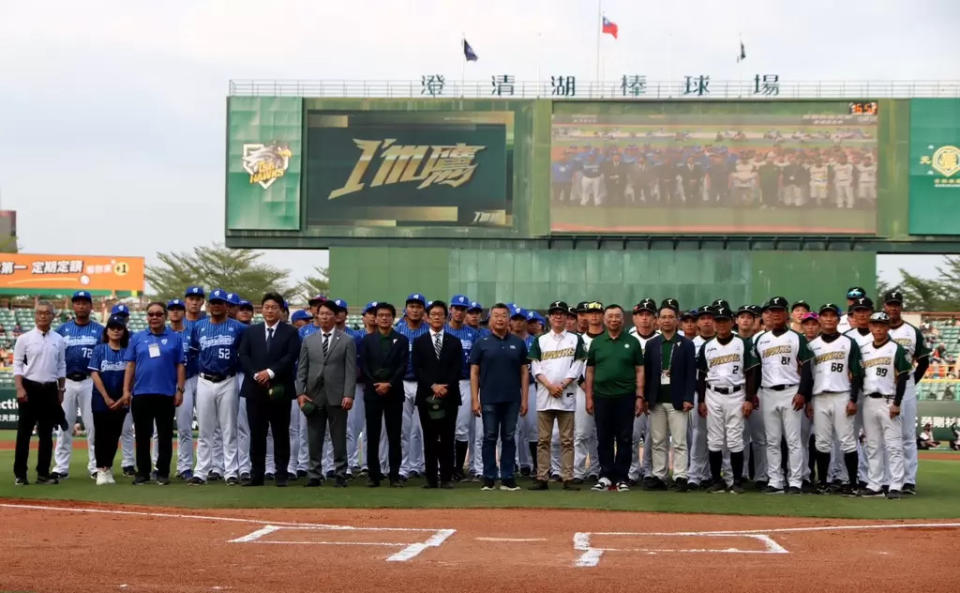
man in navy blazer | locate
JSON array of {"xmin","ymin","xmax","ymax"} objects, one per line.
[
  {"xmin": 358, "ymin": 302, "xmax": 409, "ymax": 487},
  {"xmin": 237, "ymin": 292, "xmax": 301, "ymax": 487},
  {"xmin": 642, "ymin": 298, "xmax": 697, "ymax": 491}
]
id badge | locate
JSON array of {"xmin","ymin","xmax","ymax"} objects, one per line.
[
  {"xmin": 148, "ymin": 343, "xmax": 161, "ymax": 359},
  {"xmin": 660, "ymin": 369, "xmax": 671, "ymax": 386}
]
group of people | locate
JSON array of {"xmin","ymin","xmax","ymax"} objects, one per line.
[
  {"xmin": 12, "ymin": 285, "xmax": 928, "ymax": 500},
  {"xmin": 551, "ymin": 142, "xmax": 877, "ymax": 210}
]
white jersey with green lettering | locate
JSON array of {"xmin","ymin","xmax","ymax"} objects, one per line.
[
  {"xmin": 808, "ymin": 333, "xmax": 862, "ymax": 394},
  {"xmin": 751, "ymin": 329, "xmax": 814, "ymax": 388},
  {"xmin": 860, "ymin": 339, "xmax": 911, "ymax": 396}
]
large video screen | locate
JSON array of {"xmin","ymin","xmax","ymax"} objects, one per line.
[
  {"xmin": 550, "ymin": 104, "xmax": 878, "ymax": 234},
  {"xmin": 305, "ymin": 111, "xmax": 513, "ymax": 229}
]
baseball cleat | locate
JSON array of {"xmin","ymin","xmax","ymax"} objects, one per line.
[
  {"xmin": 528, "ymin": 480, "xmax": 548, "ymax": 491},
  {"xmin": 859, "ymin": 488, "xmax": 884, "ymax": 497},
  {"xmin": 785, "ymin": 486, "xmax": 802, "ymax": 495},
  {"xmin": 885, "ymin": 489, "xmax": 901, "ymax": 499},
  {"xmin": 616, "ymin": 481, "xmax": 630, "ymax": 492},
  {"xmin": 707, "ymin": 481, "xmax": 727, "ymax": 493},
  {"xmin": 902, "ymin": 483, "xmax": 916, "ymax": 495},
  {"xmin": 762, "ymin": 486, "xmax": 785, "ymax": 494}
]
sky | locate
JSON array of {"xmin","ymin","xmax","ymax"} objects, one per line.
[{"xmin": 0, "ymin": 0, "xmax": 956, "ymax": 291}]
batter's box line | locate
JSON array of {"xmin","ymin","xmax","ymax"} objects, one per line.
[
  {"xmin": 573, "ymin": 532, "xmax": 788, "ymax": 567},
  {"xmin": 230, "ymin": 524, "xmax": 456, "ymax": 562}
]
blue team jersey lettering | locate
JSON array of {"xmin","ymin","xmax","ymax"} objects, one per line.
[
  {"xmin": 56, "ymin": 320, "xmax": 104, "ymax": 376},
  {"xmin": 190, "ymin": 318, "xmax": 246, "ymax": 375},
  {"xmin": 87, "ymin": 343, "xmax": 127, "ymax": 412},
  {"xmin": 394, "ymin": 319, "xmax": 429, "ymax": 380}
]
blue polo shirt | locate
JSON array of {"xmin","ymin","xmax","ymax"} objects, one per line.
[
  {"xmin": 124, "ymin": 328, "xmax": 185, "ymax": 397},
  {"xmin": 88, "ymin": 343, "xmax": 127, "ymax": 412},
  {"xmin": 56, "ymin": 319, "xmax": 104, "ymax": 377},
  {"xmin": 468, "ymin": 332, "xmax": 528, "ymax": 404}
]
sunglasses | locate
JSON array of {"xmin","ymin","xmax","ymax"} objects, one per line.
[{"xmin": 146, "ymin": 311, "xmax": 165, "ymax": 318}]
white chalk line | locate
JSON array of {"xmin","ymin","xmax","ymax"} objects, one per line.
[
  {"xmin": 582, "ymin": 521, "xmax": 960, "ymax": 537},
  {"xmin": 0, "ymin": 503, "xmax": 457, "ymax": 562},
  {"xmin": 574, "ymin": 532, "xmax": 787, "ymax": 566}
]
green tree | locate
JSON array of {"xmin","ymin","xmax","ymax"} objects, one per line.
[
  {"xmin": 294, "ymin": 266, "xmax": 329, "ymax": 303},
  {"xmin": 146, "ymin": 243, "xmax": 290, "ymax": 301},
  {"xmin": 892, "ymin": 269, "xmax": 949, "ymax": 312}
]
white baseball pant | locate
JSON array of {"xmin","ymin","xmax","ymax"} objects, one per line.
[
  {"xmin": 760, "ymin": 386, "xmax": 804, "ymax": 489},
  {"xmin": 347, "ymin": 384, "xmax": 365, "ymax": 470},
  {"xmin": 54, "ymin": 377, "xmax": 95, "ymax": 476},
  {"xmin": 518, "ymin": 388, "xmax": 538, "ymax": 470},
  {"xmin": 194, "ymin": 376, "xmax": 239, "ymax": 480},
  {"xmin": 573, "ymin": 387, "xmax": 599, "ymax": 479},
  {"xmin": 862, "ymin": 396, "xmax": 905, "ymax": 492},
  {"xmin": 687, "ymin": 410, "xmax": 710, "ymax": 484},
  {"xmin": 744, "ymin": 410, "xmax": 767, "ymax": 481},
  {"xmin": 705, "ymin": 388, "xmax": 746, "ymax": 453},
  {"xmin": 801, "ymin": 410, "xmax": 812, "ymax": 482},
  {"xmin": 900, "ymin": 380, "xmax": 919, "ymax": 486},
  {"xmin": 400, "ymin": 380, "xmax": 424, "ymax": 476},
  {"xmin": 175, "ymin": 375, "xmax": 198, "ymax": 475},
  {"xmin": 120, "ymin": 408, "xmax": 135, "ymax": 468},
  {"xmin": 813, "ymin": 392, "xmax": 857, "ymax": 454}
]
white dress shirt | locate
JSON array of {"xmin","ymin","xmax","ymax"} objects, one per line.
[
  {"xmin": 264, "ymin": 321, "xmax": 281, "ymax": 378},
  {"xmin": 13, "ymin": 327, "xmax": 66, "ymax": 383}
]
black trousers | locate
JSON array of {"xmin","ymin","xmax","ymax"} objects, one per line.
[
  {"xmin": 131, "ymin": 395, "xmax": 174, "ymax": 479},
  {"xmin": 364, "ymin": 393, "xmax": 403, "ymax": 481},
  {"xmin": 14, "ymin": 379, "xmax": 59, "ymax": 479},
  {"xmin": 418, "ymin": 405, "xmax": 457, "ymax": 485},
  {"xmin": 246, "ymin": 395, "xmax": 291, "ymax": 480},
  {"xmin": 93, "ymin": 408, "xmax": 127, "ymax": 469},
  {"xmin": 595, "ymin": 395, "xmax": 634, "ymax": 484}
]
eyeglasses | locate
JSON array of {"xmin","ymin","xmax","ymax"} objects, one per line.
[{"xmin": 146, "ymin": 311, "xmax": 165, "ymax": 318}]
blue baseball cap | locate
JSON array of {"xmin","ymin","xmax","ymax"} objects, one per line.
[
  {"xmin": 111, "ymin": 304, "xmax": 130, "ymax": 316},
  {"xmin": 238, "ymin": 299, "xmax": 253, "ymax": 311},
  {"xmin": 208, "ymin": 288, "xmax": 229, "ymax": 303},
  {"xmin": 105, "ymin": 315, "xmax": 127, "ymax": 328},
  {"xmin": 291, "ymin": 309, "xmax": 313, "ymax": 322},
  {"xmin": 166, "ymin": 298, "xmax": 186, "ymax": 310},
  {"xmin": 71, "ymin": 290, "xmax": 92, "ymax": 303},
  {"xmin": 450, "ymin": 294, "xmax": 470, "ymax": 308},
  {"xmin": 406, "ymin": 292, "xmax": 426, "ymax": 305},
  {"xmin": 332, "ymin": 298, "xmax": 348, "ymax": 312},
  {"xmin": 364, "ymin": 301, "xmax": 379, "ymax": 314},
  {"xmin": 526, "ymin": 311, "xmax": 544, "ymax": 324},
  {"xmin": 467, "ymin": 301, "xmax": 483, "ymax": 312},
  {"xmin": 185, "ymin": 285, "xmax": 205, "ymax": 298},
  {"xmin": 508, "ymin": 304, "xmax": 526, "ymax": 319},
  {"xmin": 225, "ymin": 292, "xmax": 241, "ymax": 306}
]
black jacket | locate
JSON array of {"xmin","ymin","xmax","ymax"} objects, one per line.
[
  {"xmin": 642, "ymin": 334, "xmax": 697, "ymax": 410},
  {"xmin": 237, "ymin": 322, "xmax": 301, "ymax": 401},
  {"xmin": 359, "ymin": 330, "xmax": 409, "ymax": 401},
  {"xmin": 412, "ymin": 331, "xmax": 463, "ymax": 409}
]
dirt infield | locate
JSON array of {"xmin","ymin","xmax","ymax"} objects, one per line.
[{"xmin": 1, "ymin": 501, "xmax": 958, "ymax": 593}]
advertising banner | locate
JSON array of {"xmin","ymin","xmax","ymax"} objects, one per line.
[
  {"xmin": 909, "ymin": 98, "xmax": 960, "ymax": 235},
  {"xmin": 0, "ymin": 254, "xmax": 144, "ymax": 293}
]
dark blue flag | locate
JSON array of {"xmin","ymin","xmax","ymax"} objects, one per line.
[{"xmin": 463, "ymin": 39, "xmax": 478, "ymax": 62}]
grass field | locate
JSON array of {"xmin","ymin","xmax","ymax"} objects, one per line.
[{"xmin": 2, "ymin": 433, "xmax": 958, "ymax": 520}]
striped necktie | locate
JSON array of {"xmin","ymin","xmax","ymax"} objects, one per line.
[
  {"xmin": 434, "ymin": 332, "xmax": 443, "ymax": 359},
  {"xmin": 322, "ymin": 333, "xmax": 331, "ymax": 357}
]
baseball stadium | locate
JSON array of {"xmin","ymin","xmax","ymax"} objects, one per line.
[{"xmin": 5, "ymin": 10, "xmax": 960, "ymax": 593}]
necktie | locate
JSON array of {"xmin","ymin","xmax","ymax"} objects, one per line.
[
  {"xmin": 322, "ymin": 333, "xmax": 331, "ymax": 357},
  {"xmin": 434, "ymin": 332, "xmax": 442, "ymax": 359},
  {"xmin": 266, "ymin": 327, "xmax": 274, "ymax": 353}
]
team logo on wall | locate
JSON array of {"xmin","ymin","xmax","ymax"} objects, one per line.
[
  {"xmin": 242, "ymin": 142, "xmax": 293, "ymax": 189},
  {"xmin": 919, "ymin": 144, "xmax": 960, "ymax": 187}
]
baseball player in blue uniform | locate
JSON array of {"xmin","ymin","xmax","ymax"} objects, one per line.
[
  {"xmin": 446, "ymin": 294, "xmax": 479, "ymax": 481},
  {"xmin": 394, "ymin": 293, "xmax": 429, "ymax": 479},
  {"xmin": 188, "ymin": 289, "xmax": 247, "ymax": 485},
  {"xmin": 51, "ymin": 290, "xmax": 104, "ymax": 479},
  {"xmin": 333, "ymin": 298, "xmax": 365, "ymax": 475},
  {"xmin": 166, "ymin": 297, "xmax": 197, "ymax": 480}
]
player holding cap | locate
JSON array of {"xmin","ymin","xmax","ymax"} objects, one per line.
[
  {"xmin": 882, "ymin": 290, "xmax": 930, "ymax": 495},
  {"xmin": 748, "ymin": 296, "xmax": 814, "ymax": 494},
  {"xmin": 696, "ymin": 305, "xmax": 757, "ymax": 493},
  {"xmin": 807, "ymin": 303, "xmax": 862, "ymax": 495},
  {"xmin": 52, "ymin": 290, "xmax": 104, "ymax": 480},
  {"xmin": 446, "ymin": 294, "xmax": 479, "ymax": 482},
  {"xmin": 858, "ymin": 311, "xmax": 912, "ymax": 499},
  {"xmin": 188, "ymin": 289, "xmax": 247, "ymax": 485}
]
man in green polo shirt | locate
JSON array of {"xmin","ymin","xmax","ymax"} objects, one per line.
[{"xmin": 585, "ymin": 305, "xmax": 645, "ymax": 492}]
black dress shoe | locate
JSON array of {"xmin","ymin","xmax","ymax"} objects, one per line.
[
  {"xmin": 304, "ymin": 478, "xmax": 322, "ymax": 487},
  {"xmin": 334, "ymin": 476, "xmax": 348, "ymax": 488},
  {"xmin": 275, "ymin": 478, "xmax": 288, "ymax": 487},
  {"xmin": 297, "ymin": 470, "xmax": 308, "ymax": 479},
  {"xmin": 367, "ymin": 478, "xmax": 381, "ymax": 488},
  {"xmin": 528, "ymin": 480, "xmax": 549, "ymax": 491},
  {"xmin": 264, "ymin": 473, "xmax": 275, "ymax": 481},
  {"xmin": 440, "ymin": 481, "xmax": 454, "ymax": 489},
  {"xmin": 389, "ymin": 478, "xmax": 403, "ymax": 488},
  {"xmin": 242, "ymin": 479, "xmax": 265, "ymax": 487}
]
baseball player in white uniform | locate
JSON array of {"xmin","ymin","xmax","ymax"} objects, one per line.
[
  {"xmin": 832, "ymin": 156, "xmax": 855, "ymax": 208},
  {"xmin": 688, "ymin": 306, "xmax": 716, "ymax": 488},
  {"xmin": 856, "ymin": 156, "xmax": 877, "ymax": 202},
  {"xmin": 807, "ymin": 303, "xmax": 862, "ymax": 495},
  {"xmin": 574, "ymin": 301, "xmax": 604, "ymax": 483},
  {"xmin": 882, "ymin": 290, "xmax": 930, "ymax": 495},
  {"xmin": 836, "ymin": 287, "xmax": 866, "ymax": 335},
  {"xmin": 696, "ymin": 305, "xmax": 756, "ymax": 493},
  {"xmin": 844, "ymin": 296, "xmax": 876, "ymax": 486},
  {"xmin": 628, "ymin": 298, "xmax": 659, "ymax": 484},
  {"xmin": 749, "ymin": 296, "xmax": 814, "ymax": 494},
  {"xmin": 735, "ymin": 305, "xmax": 767, "ymax": 487},
  {"xmin": 858, "ymin": 311, "xmax": 911, "ymax": 499}
]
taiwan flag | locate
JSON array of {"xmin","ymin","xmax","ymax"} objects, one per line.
[{"xmin": 602, "ymin": 16, "xmax": 618, "ymax": 39}]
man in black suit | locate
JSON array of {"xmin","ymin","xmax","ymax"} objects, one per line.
[
  {"xmin": 358, "ymin": 302, "xmax": 408, "ymax": 487},
  {"xmin": 412, "ymin": 300, "xmax": 463, "ymax": 489},
  {"xmin": 237, "ymin": 292, "xmax": 301, "ymax": 487}
]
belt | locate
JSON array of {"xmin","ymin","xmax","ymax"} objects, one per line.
[
  {"xmin": 766, "ymin": 384, "xmax": 798, "ymax": 391},
  {"xmin": 67, "ymin": 372, "xmax": 89, "ymax": 382},
  {"xmin": 866, "ymin": 392, "xmax": 894, "ymax": 399},
  {"xmin": 200, "ymin": 373, "xmax": 234, "ymax": 383},
  {"xmin": 710, "ymin": 384, "xmax": 742, "ymax": 395}
]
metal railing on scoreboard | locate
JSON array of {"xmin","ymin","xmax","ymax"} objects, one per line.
[{"xmin": 228, "ymin": 79, "xmax": 960, "ymax": 99}]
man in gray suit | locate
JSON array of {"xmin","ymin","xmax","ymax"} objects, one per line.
[{"xmin": 296, "ymin": 300, "xmax": 357, "ymax": 487}]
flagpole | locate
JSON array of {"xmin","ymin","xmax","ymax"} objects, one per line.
[{"xmin": 595, "ymin": 0, "xmax": 601, "ymax": 90}]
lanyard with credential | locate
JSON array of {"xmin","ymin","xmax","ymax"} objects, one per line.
[{"xmin": 662, "ymin": 339, "xmax": 678, "ymax": 385}]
